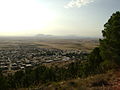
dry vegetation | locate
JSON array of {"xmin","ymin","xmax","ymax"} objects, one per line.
[
  {"xmin": 0, "ymin": 38, "xmax": 99, "ymax": 52},
  {"xmin": 16, "ymin": 69, "xmax": 120, "ymax": 90},
  {"xmin": 33, "ymin": 69, "xmax": 120, "ymax": 90},
  {"xmin": 34, "ymin": 39, "xmax": 99, "ymax": 52}
]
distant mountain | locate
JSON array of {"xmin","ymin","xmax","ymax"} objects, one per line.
[
  {"xmin": 36, "ymin": 34, "xmax": 53, "ymax": 37},
  {"xmin": 35, "ymin": 34, "xmax": 56, "ymax": 39},
  {"xmin": 35, "ymin": 34, "xmax": 98, "ymax": 39}
]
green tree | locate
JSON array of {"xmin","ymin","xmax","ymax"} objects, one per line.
[
  {"xmin": 100, "ymin": 11, "xmax": 120, "ymax": 66},
  {"xmin": 88, "ymin": 47, "xmax": 103, "ymax": 73},
  {"xmin": 0, "ymin": 72, "xmax": 8, "ymax": 90},
  {"xmin": 89, "ymin": 47, "xmax": 102, "ymax": 65}
]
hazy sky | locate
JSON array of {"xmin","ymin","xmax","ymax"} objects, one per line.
[{"xmin": 0, "ymin": 0, "xmax": 120, "ymax": 37}]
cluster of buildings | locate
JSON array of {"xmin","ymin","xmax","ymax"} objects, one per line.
[{"xmin": 0, "ymin": 45, "xmax": 88, "ymax": 73}]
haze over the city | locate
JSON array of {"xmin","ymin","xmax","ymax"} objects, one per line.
[{"xmin": 0, "ymin": 0, "xmax": 120, "ymax": 37}]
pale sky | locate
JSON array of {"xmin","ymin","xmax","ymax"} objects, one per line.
[{"xmin": 0, "ymin": 0, "xmax": 120, "ymax": 37}]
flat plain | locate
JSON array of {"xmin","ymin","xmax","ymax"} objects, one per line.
[{"xmin": 0, "ymin": 37, "xmax": 99, "ymax": 52}]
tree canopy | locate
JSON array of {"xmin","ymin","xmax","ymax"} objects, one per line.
[{"xmin": 100, "ymin": 11, "xmax": 120, "ymax": 65}]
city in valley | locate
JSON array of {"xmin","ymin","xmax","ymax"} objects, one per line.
[{"xmin": 0, "ymin": 37, "xmax": 98, "ymax": 75}]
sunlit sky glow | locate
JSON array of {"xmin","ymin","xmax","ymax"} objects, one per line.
[{"xmin": 0, "ymin": 0, "xmax": 120, "ymax": 37}]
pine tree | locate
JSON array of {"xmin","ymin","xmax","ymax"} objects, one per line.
[{"xmin": 100, "ymin": 11, "xmax": 120, "ymax": 65}]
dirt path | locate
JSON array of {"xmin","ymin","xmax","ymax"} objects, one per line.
[{"xmin": 111, "ymin": 69, "xmax": 120, "ymax": 90}]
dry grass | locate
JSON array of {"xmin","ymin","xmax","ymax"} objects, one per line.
[
  {"xmin": 34, "ymin": 39, "xmax": 99, "ymax": 52},
  {"xmin": 0, "ymin": 38, "xmax": 99, "ymax": 52},
  {"xmin": 29, "ymin": 69, "xmax": 119, "ymax": 90}
]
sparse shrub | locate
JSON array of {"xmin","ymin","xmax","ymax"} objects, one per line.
[
  {"xmin": 68, "ymin": 81, "xmax": 77, "ymax": 87},
  {"xmin": 100, "ymin": 60, "xmax": 118, "ymax": 71},
  {"xmin": 91, "ymin": 79, "xmax": 109, "ymax": 87}
]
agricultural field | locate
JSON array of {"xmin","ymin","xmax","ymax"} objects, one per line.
[{"xmin": 0, "ymin": 37, "xmax": 99, "ymax": 52}]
